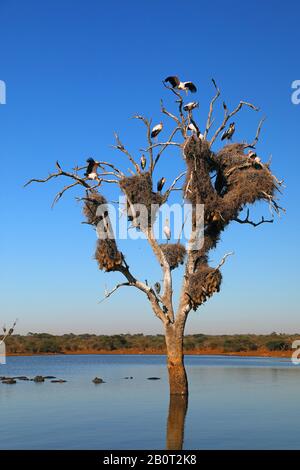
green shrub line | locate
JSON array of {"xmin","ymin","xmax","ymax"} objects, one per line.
[{"xmin": 4, "ymin": 332, "xmax": 299, "ymax": 354}]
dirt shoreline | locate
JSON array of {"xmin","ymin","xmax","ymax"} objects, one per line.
[{"xmin": 6, "ymin": 348, "xmax": 291, "ymax": 358}]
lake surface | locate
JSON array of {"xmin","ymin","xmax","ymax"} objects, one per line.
[{"xmin": 0, "ymin": 354, "xmax": 299, "ymax": 449}]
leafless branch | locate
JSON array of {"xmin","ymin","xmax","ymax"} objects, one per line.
[
  {"xmin": 214, "ymin": 252, "xmax": 234, "ymax": 271},
  {"xmin": 244, "ymin": 116, "xmax": 266, "ymax": 149},
  {"xmin": 112, "ymin": 132, "xmax": 141, "ymax": 174},
  {"xmin": 99, "ymin": 282, "xmax": 131, "ymax": 303},
  {"xmin": 0, "ymin": 319, "xmax": 18, "ymax": 343},
  {"xmin": 153, "ymin": 127, "xmax": 181, "ymax": 169},
  {"xmin": 204, "ymin": 78, "xmax": 221, "ymax": 139},
  {"xmin": 209, "ymin": 100, "xmax": 260, "ymax": 147},
  {"xmin": 164, "ymin": 172, "xmax": 186, "ymax": 199},
  {"xmin": 234, "ymin": 209, "xmax": 274, "ymax": 227},
  {"xmin": 132, "ymin": 115, "xmax": 154, "ymax": 171}
]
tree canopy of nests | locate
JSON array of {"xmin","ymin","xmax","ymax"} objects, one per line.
[
  {"xmin": 184, "ymin": 138, "xmax": 278, "ymax": 230},
  {"xmin": 187, "ymin": 266, "xmax": 222, "ymax": 310},
  {"xmin": 160, "ymin": 243, "xmax": 186, "ymax": 270},
  {"xmin": 95, "ymin": 238, "xmax": 123, "ymax": 272},
  {"xmin": 119, "ymin": 172, "xmax": 165, "ymax": 228},
  {"xmin": 83, "ymin": 191, "xmax": 108, "ymax": 226}
]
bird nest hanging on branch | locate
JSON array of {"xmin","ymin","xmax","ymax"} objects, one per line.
[
  {"xmin": 119, "ymin": 172, "xmax": 164, "ymax": 228},
  {"xmin": 83, "ymin": 191, "xmax": 124, "ymax": 272},
  {"xmin": 212, "ymin": 143, "xmax": 277, "ymax": 221},
  {"xmin": 183, "ymin": 137, "xmax": 219, "ymax": 213},
  {"xmin": 159, "ymin": 243, "xmax": 186, "ymax": 270},
  {"xmin": 95, "ymin": 238, "xmax": 123, "ymax": 272},
  {"xmin": 188, "ymin": 266, "xmax": 222, "ymax": 309},
  {"xmin": 83, "ymin": 191, "xmax": 108, "ymax": 226}
]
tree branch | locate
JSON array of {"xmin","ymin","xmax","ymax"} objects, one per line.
[
  {"xmin": 204, "ymin": 78, "xmax": 221, "ymax": 139},
  {"xmin": 132, "ymin": 115, "xmax": 154, "ymax": 171},
  {"xmin": 214, "ymin": 252, "xmax": 234, "ymax": 271},
  {"xmin": 112, "ymin": 132, "xmax": 141, "ymax": 174},
  {"xmin": 164, "ymin": 172, "xmax": 186, "ymax": 199},
  {"xmin": 209, "ymin": 100, "xmax": 260, "ymax": 147},
  {"xmin": 234, "ymin": 209, "xmax": 274, "ymax": 227}
]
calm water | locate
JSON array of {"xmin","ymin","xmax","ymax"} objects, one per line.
[{"xmin": 0, "ymin": 354, "xmax": 299, "ymax": 449}]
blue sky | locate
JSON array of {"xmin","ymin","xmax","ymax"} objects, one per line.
[{"xmin": 0, "ymin": 0, "xmax": 299, "ymax": 335}]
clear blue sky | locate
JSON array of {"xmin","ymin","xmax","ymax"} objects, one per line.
[{"xmin": 0, "ymin": 0, "xmax": 299, "ymax": 335}]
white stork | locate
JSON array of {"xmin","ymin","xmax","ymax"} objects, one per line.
[
  {"xmin": 151, "ymin": 122, "xmax": 163, "ymax": 139},
  {"xmin": 187, "ymin": 119, "xmax": 204, "ymax": 140},
  {"xmin": 140, "ymin": 154, "xmax": 147, "ymax": 170},
  {"xmin": 221, "ymin": 122, "xmax": 235, "ymax": 141},
  {"xmin": 183, "ymin": 101, "xmax": 199, "ymax": 112},
  {"xmin": 157, "ymin": 177, "xmax": 166, "ymax": 192},
  {"xmin": 164, "ymin": 76, "xmax": 197, "ymax": 93},
  {"xmin": 163, "ymin": 218, "xmax": 171, "ymax": 241},
  {"xmin": 85, "ymin": 158, "xmax": 100, "ymax": 180}
]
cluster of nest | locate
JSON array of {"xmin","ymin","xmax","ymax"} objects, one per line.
[
  {"xmin": 183, "ymin": 139, "xmax": 277, "ymax": 230},
  {"xmin": 159, "ymin": 243, "xmax": 186, "ymax": 270},
  {"xmin": 188, "ymin": 266, "xmax": 222, "ymax": 309},
  {"xmin": 83, "ymin": 191, "xmax": 124, "ymax": 272},
  {"xmin": 119, "ymin": 172, "xmax": 165, "ymax": 228},
  {"xmin": 212, "ymin": 143, "xmax": 277, "ymax": 222}
]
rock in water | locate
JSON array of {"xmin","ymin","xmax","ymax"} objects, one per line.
[
  {"xmin": 147, "ymin": 377, "xmax": 161, "ymax": 380},
  {"xmin": 33, "ymin": 375, "xmax": 45, "ymax": 382},
  {"xmin": 2, "ymin": 378, "xmax": 17, "ymax": 384},
  {"xmin": 92, "ymin": 377, "xmax": 105, "ymax": 384}
]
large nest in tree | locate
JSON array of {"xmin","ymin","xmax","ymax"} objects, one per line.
[
  {"xmin": 160, "ymin": 243, "xmax": 186, "ymax": 270},
  {"xmin": 183, "ymin": 137, "xmax": 216, "ymax": 208},
  {"xmin": 119, "ymin": 172, "xmax": 164, "ymax": 228},
  {"xmin": 83, "ymin": 191, "xmax": 124, "ymax": 272},
  {"xmin": 95, "ymin": 238, "xmax": 123, "ymax": 272},
  {"xmin": 188, "ymin": 266, "xmax": 222, "ymax": 309},
  {"xmin": 213, "ymin": 143, "xmax": 277, "ymax": 221},
  {"xmin": 83, "ymin": 191, "xmax": 108, "ymax": 225}
]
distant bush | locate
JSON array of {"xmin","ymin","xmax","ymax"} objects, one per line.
[
  {"xmin": 223, "ymin": 338, "xmax": 258, "ymax": 352},
  {"xmin": 266, "ymin": 340, "xmax": 290, "ymax": 351}
]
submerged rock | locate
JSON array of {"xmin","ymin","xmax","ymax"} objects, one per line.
[
  {"xmin": 14, "ymin": 376, "xmax": 29, "ymax": 381},
  {"xmin": 147, "ymin": 377, "xmax": 161, "ymax": 380},
  {"xmin": 51, "ymin": 379, "xmax": 67, "ymax": 383},
  {"xmin": 43, "ymin": 376, "xmax": 56, "ymax": 379},
  {"xmin": 33, "ymin": 375, "xmax": 45, "ymax": 383},
  {"xmin": 123, "ymin": 377, "xmax": 134, "ymax": 380},
  {"xmin": 2, "ymin": 378, "xmax": 17, "ymax": 384},
  {"xmin": 92, "ymin": 377, "xmax": 105, "ymax": 384}
]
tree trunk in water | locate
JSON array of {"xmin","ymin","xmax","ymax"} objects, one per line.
[
  {"xmin": 165, "ymin": 324, "xmax": 188, "ymax": 396},
  {"xmin": 166, "ymin": 394, "xmax": 188, "ymax": 450}
]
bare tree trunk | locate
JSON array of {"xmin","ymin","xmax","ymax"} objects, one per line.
[
  {"xmin": 165, "ymin": 323, "xmax": 188, "ymax": 396},
  {"xmin": 166, "ymin": 394, "xmax": 188, "ymax": 450}
]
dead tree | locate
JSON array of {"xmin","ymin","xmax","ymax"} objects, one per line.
[{"xmin": 25, "ymin": 79, "xmax": 284, "ymax": 396}]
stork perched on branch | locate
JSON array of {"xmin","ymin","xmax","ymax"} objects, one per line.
[
  {"xmin": 85, "ymin": 158, "xmax": 100, "ymax": 180},
  {"xmin": 157, "ymin": 177, "xmax": 166, "ymax": 193},
  {"xmin": 221, "ymin": 122, "xmax": 235, "ymax": 141},
  {"xmin": 183, "ymin": 101, "xmax": 199, "ymax": 112},
  {"xmin": 164, "ymin": 76, "xmax": 197, "ymax": 93},
  {"xmin": 151, "ymin": 122, "xmax": 163, "ymax": 139}
]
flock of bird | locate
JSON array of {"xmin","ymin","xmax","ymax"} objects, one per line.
[{"xmin": 84, "ymin": 75, "xmax": 260, "ymax": 188}]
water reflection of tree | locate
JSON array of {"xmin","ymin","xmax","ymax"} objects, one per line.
[{"xmin": 166, "ymin": 394, "xmax": 188, "ymax": 450}]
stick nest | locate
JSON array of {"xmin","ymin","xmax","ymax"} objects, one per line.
[
  {"xmin": 119, "ymin": 172, "xmax": 164, "ymax": 228},
  {"xmin": 160, "ymin": 243, "xmax": 186, "ymax": 270},
  {"xmin": 83, "ymin": 191, "xmax": 108, "ymax": 225},
  {"xmin": 95, "ymin": 238, "xmax": 123, "ymax": 272},
  {"xmin": 188, "ymin": 266, "xmax": 222, "ymax": 309}
]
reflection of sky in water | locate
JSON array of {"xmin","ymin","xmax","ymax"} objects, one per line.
[{"xmin": 0, "ymin": 355, "xmax": 299, "ymax": 449}]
